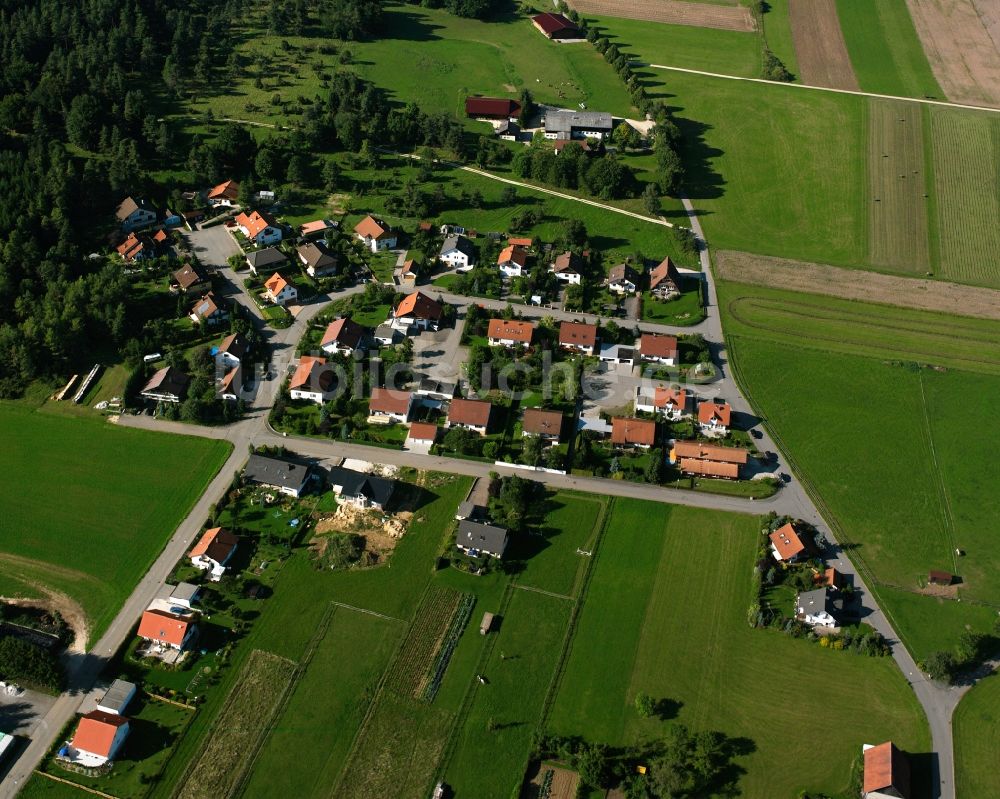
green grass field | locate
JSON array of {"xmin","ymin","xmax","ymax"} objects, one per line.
[
  {"xmin": 549, "ymin": 501, "xmax": 930, "ymax": 799},
  {"xmin": 720, "ymin": 280, "xmax": 1000, "ymax": 653},
  {"xmin": 666, "ymin": 71, "xmax": 867, "ymax": 265},
  {"xmin": 867, "ymin": 99, "xmax": 931, "ymax": 271},
  {"xmin": 954, "ymin": 675, "xmax": 1000, "ymax": 799},
  {"xmin": 928, "ymin": 107, "xmax": 1000, "ymax": 287},
  {"xmin": 835, "ymin": 0, "xmax": 943, "ymax": 99},
  {"xmin": 178, "ymin": 3, "xmax": 634, "ymax": 129},
  {"xmin": 586, "ymin": 14, "xmax": 762, "ymax": 78},
  {"xmin": 0, "ymin": 404, "xmax": 232, "ymax": 643},
  {"xmin": 442, "ymin": 587, "xmax": 574, "ymax": 798}
]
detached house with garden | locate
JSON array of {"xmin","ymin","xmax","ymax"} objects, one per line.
[
  {"xmin": 236, "ymin": 210, "xmax": 282, "ymax": 246},
  {"xmin": 354, "ymin": 215, "xmax": 396, "ymax": 252},
  {"xmin": 189, "ymin": 527, "xmax": 239, "ymax": 581}
]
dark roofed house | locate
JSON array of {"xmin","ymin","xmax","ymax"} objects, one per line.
[
  {"xmin": 297, "ymin": 241, "xmax": 339, "ymax": 278},
  {"xmin": 170, "ymin": 263, "xmax": 210, "ymax": 294},
  {"xmin": 217, "ymin": 332, "xmax": 249, "ymax": 366},
  {"xmin": 96, "ymin": 680, "xmax": 137, "ymax": 716},
  {"xmin": 650, "ymin": 256, "xmax": 683, "ymax": 299},
  {"xmin": 796, "ymin": 587, "xmax": 840, "ymax": 628},
  {"xmin": 522, "ymin": 408, "xmax": 564, "ymax": 441},
  {"xmin": 141, "ymin": 366, "xmax": 189, "ymax": 403},
  {"xmin": 244, "ymin": 453, "xmax": 311, "ymax": 497},
  {"xmin": 551, "ymin": 251, "xmax": 583, "ymax": 284},
  {"xmin": 456, "ymin": 520, "xmax": 509, "ymax": 559},
  {"xmin": 863, "ymin": 741, "xmax": 910, "ymax": 799},
  {"xmin": 544, "ymin": 109, "xmax": 614, "ymax": 141},
  {"xmin": 328, "ymin": 467, "xmax": 396, "ymax": 511},
  {"xmin": 245, "ymin": 246, "xmax": 287, "ymax": 275},
  {"xmin": 928, "ymin": 570, "xmax": 954, "ymax": 586},
  {"xmin": 531, "ymin": 12, "xmax": 581, "ymax": 39},
  {"xmin": 608, "ymin": 263, "xmax": 640, "ymax": 295},
  {"xmin": 465, "ymin": 96, "xmax": 522, "ymax": 120}
]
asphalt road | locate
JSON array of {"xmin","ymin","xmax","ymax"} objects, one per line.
[{"xmin": 0, "ymin": 201, "xmax": 965, "ymax": 799}]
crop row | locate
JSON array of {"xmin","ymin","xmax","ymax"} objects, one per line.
[
  {"xmin": 421, "ymin": 592, "xmax": 476, "ymax": 702},
  {"xmin": 384, "ymin": 586, "xmax": 462, "ymax": 698}
]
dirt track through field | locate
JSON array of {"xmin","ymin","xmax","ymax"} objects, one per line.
[
  {"xmin": 905, "ymin": 0, "xmax": 1000, "ymax": 107},
  {"xmin": 569, "ymin": 0, "xmax": 756, "ymax": 32},
  {"xmin": 715, "ymin": 250, "xmax": 1000, "ymax": 321},
  {"xmin": 867, "ymin": 99, "xmax": 931, "ymax": 272},
  {"xmin": 788, "ymin": 0, "xmax": 859, "ymax": 90}
]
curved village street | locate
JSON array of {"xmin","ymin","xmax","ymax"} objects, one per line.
[{"xmin": 0, "ymin": 203, "xmax": 964, "ymax": 799}]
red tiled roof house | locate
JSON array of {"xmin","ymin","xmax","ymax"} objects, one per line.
[{"xmin": 189, "ymin": 527, "xmax": 239, "ymax": 580}]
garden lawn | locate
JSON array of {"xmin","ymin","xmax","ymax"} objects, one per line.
[
  {"xmin": 664, "ymin": 71, "xmax": 866, "ymax": 266},
  {"xmin": 442, "ymin": 588, "xmax": 573, "ymax": 798},
  {"xmin": 586, "ymin": 14, "xmax": 762, "ymax": 78},
  {"xmin": 0, "ymin": 405, "xmax": 232, "ymax": 643},
  {"xmin": 549, "ymin": 501, "xmax": 930, "ymax": 799},
  {"xmin": 511, "ymin": 492, "xmax": 606, "ymax": 598},
  {"xmin": 243, "ymin": 607, "xmax": 405, "ymax": 799},
  {"xmin": 42, "ymin": 696, "xmax": 193, "ymax": 799},
  {"xmin": 954, "ymin": 675, "xmax": 1000, "ymax": 799},
  {"xmin": 835, "ymin": 0, "xmax": 943, "ymax": 98}
]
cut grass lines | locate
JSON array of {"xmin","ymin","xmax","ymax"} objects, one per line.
[
  {"xmin": 954, "ymin": 674, "xmax": 1000, "ymax": 799},
  {"xmin": 868, "ymin": 100, "xmax": 931, "ymax": 271},
  {"xmin": 241, "ymin": 608, "xmax": 404, "ymax": 799},
  {"xmin": 929, "ymin": 106, "xmax": 1000, "ymax": 286},
  {"xmin": 720, "ymin": 282, "xmax": 1000, "ymax": 374},
  {"xmin": 836, "ymin": 0, "xmax": 944, "ymax": 99}
]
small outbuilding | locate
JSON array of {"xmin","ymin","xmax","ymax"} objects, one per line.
[
  {"xmin": 480, "ymin": 612, "xmax": 495, "ymax": 635},
  {"xmin": 928, "ymin": 570, "xmax": 954, "ymax": 586}
]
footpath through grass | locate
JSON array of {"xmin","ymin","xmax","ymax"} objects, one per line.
[
  {"xmin": 549, "ymin": 501, "xmax": 930, "ymax": 799},
  {"xmin": 0, "ymin": 404, "xmax": 232, "ymax": 643}
]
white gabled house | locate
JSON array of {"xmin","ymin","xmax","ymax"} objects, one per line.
[
  {"xmin": 235, "ymin": 210, "xmax": 282, "ymax": 246},
  {"xmin": 189, "ymin": 527, "xmax": 239, "ymax": 581},
  {"xmin": 354, "ymin": 215, "xmax": 397, "ymax": 252},
  {"xmin": 439, "ymin": 235, "xmax": 476, "ymax": 271},
  {"xmin": 264, "ymin": 272, "xmax": 297, "ymax": 306}
]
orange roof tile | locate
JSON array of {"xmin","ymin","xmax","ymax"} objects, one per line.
[
  {"xmin": 189, "ymin": 527, "xmax": 238, "ymax": 561},
  {"xmin": 698, "ymin": 401, "xmax": 731, "ymax": 427},
  {"xmin": 208, "ymin": 179, "xmax": 240, "ymax": 201},
  {"xmin": 394, "ymin": 291, "xmax": 442, "ymax": 321},
  {"xmin": 769, "ymin": 522, "xmax": 806, "ymax": 560},
  {"xmin": 611, "ymin": 417, "xmax": 656, "ymax": 446},
  {"xmin": 639, "ymin": 333, "xmax": 678, "ymax": 359},
  {"xmin": 353, "ymin": 215, "xmax": 390, "ymax": 240},
  {"xmin": 559, "ymin": 321, "xmax": 598, "ymax": 347},
  {"xmin": 72, "ymin": 711, "xmax": 128, "ymax": 758},
  {"xmin": 449, "ymin": 398, "xmax": 493, "ymax": 427},
  {"xmin": 863, "ymin": 742, "xmax": 909, "ymax": 797},
  {"xmin": 407, "ymin": 422, "xmax": 439, "ymax": 442},
  {"xmin": 672, "ymin": 441, "xmax": 747, "ymax": 464},
  {"xmin": 487, "ymin": 319, "xmax": 534, "ymax": 344},
  {"xmin": 369, "ymin": 388, "xmax": 412, "ymax": 415},
  {"xmin": 264, "ymin": 272, "xmax": 290, "ymax": 297},
  {"xmin": 235, "ymin": 210, "xmax": 277, "ymax": 240},
  {"xmin": 137, "ymin": 609, "xmax": 192, "ymax": 648}
]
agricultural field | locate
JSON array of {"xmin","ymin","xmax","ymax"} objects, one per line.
[
  {"xmin": 0, "ymin": 404, "xmax": 232, "ymax": 643},
  {"xmin": 928, "ymin": 106, "xmax": 1000, "ymax": 286},
  {"xmin": 787, "ymin": 0, "xmax": 858, "ymax": 90},
  {"xmin": 713, "ymin": 250, "xmax": 1000, "ymax": 321},
  {"xmin": 569, "ymin": 0, "xmax": 755, "ymax": 31},
  {"xmin": 584, "ymin": 14, "xmax": 763, "ymax": 78},
  {"xmin": 900, "ymin": 0, "xmax": 1000, "ymax": 108},
  {"xmin": 720, "ymin": 280, "xmax": 1000, "ymax": 652},
  {"xmin": 441, "ymin": 588, "xmax": 574, "ymax": 798},
  {"xmin": 835, "ymin": 0, "xmax": 944, "ymax": 98},
  {"xmin": 548, "ymin": 501, "xmax": 931, "ymax": 799},
  {"xmin": 239, "ymin": 607, "xmax": 404, "ymax": 799},
  {"xmin": 867, "ymin": 101, "xmax": 931, "ymax": 272},
  {"xmin": 954, "ymin": 675, "xmax": 1000, "ymax": 799},
  {"xmin": 176, "ymin": 650, "xmax": 297, "ymax": 799}
]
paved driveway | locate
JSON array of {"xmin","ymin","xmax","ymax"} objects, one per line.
[
  {"xmin": 0, "ymin": 688, "xmax": 56, "ymax": 737},
  {"xmin": 183, "ymin": 226, "xmax": 241, "ymax": 268}
]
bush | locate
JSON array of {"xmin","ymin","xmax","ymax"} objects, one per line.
[{"xmin": 0, "ymin": 636, "xmax": 65, "ymax": 692}]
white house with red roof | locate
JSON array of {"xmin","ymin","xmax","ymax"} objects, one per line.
[
  {"xmin": 497, "ymin": 245, "xmax": 528, "ymax": 278},
  {"xmin": 289, "ymin": 356, "xmax": 336, "ymax": 403},
  {"xmin": 64, "ymin": 711, "xmax": 131, "ymax": 767},
  {"xmin": 321, "ymin": 317, "xmax": 367, "ymax": 356},
  {"xmin": 207, "ymin": 179, "xmax": 240, "ymax": 207},
  {"xmin": 354, "ymin": 215, "xmax": 396, "ymax": 252},
  {"xmin": 636, "ymin": 333, "xmax": 678, "ymax": 366},
  {"xmin": 264, "ymin": 272, "xmax": 297, "ymax": 306},
  {"xmin": 697, "ymin": 400, "xmax": 731, "ymax": 436},
  {"xmin": 189, "ymin": 527, "xmax": 239, "ymax": 580},
  {"xmin": 634, "ymin": 385, "xmax": 688, "ymax": 420},
  {"xmin": 368, "ymin": 388, "xmax": 415, "ymax": 424},
  {"xmin": 138, "ymin": 607, "xmax": 197, "ymax": 651},
  {"xmin": 235, "ymin": 210, "xmax": 282, "ymax": 245}
]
